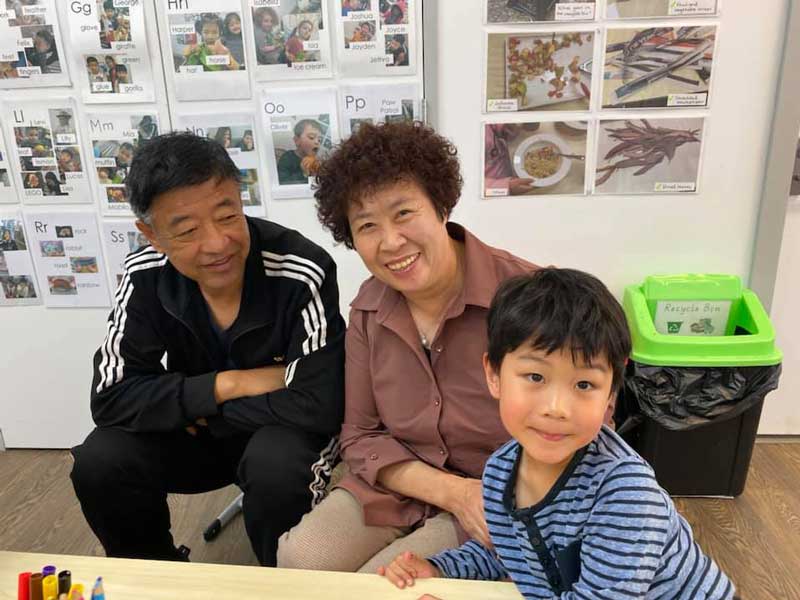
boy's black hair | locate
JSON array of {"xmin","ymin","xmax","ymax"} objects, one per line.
[
  {"xmin": 487, "ymin": 268, "xmax": 632, "ymax": 393},
  {"xmin": 125, "ymin": 132, "xmax": 240, "ymax": 221},
  {"xmin": 195, "ymin": 13, "xmax": 223, "ymax": 36},
  {"xmin": 86, "ymin": 56, "xmax": 98, "ymax": 65}
]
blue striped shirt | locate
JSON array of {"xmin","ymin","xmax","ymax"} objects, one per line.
[{"xmin": 429, "ymin": 427, "xmax": 734, "ymax": 599}]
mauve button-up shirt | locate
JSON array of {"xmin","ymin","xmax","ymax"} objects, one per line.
[{"xmin": 336, "ymin": 223, "xmax": 538, "ymax": 534}]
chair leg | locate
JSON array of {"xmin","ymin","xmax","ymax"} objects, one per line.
[{"xmin": 203, "ymin": 492, "xmax": 244, "ymax": 542}]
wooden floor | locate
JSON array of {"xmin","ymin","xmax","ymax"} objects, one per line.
[{"xmin": 1, "ymin": 443, "xmax": 799, "ymax": 599}]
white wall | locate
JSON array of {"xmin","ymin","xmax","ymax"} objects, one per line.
[
  {"xmin": 1, "ymin": 0, "xmax": 795, "ymax": 447},
  {"xmin": 762, "ymin": 195, "xmax": 800, "ymax": 434}
]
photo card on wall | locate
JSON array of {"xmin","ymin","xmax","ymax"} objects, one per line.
[
  {"xmin": 86, "ymin": 110, "xmax": 162, "ymax": 215},
  {"xmin": 0, "ymin": 128, "xmax": 17, "ymax": 203},
  {"xmin": 67, "ymin": 0, "xmax": 157, "ymax": 104},
  {"xmin": 176, "ymin": 112, "xmax": 266, "ymax": 216},
  {"xmin": 485, "ymin": 30, "xmax": 595, "ymax": 113},
  {"xmin": 484, "ymin": 120, "xmax": 589, "ymax": 198},
  {"xmin": 163, "ymin": 0, "xmax": 251, "ymax": 101},
  {"xmin": 606, "ymin": 0, "xmax": 718, "ymax": 19},
  {"xmin": 0, "ymin": 0, "xmax": 71, "ymax": 88},
  {"xmin": 593, "ymin": 117, "xmax": 705, "ymax": 194},
  {"xmin": 259, "ymin": 85, "xmax": 339, "ymax": 199},
  {"xmin": 602, "ymin": 26, "xmax": 717, "ymax": 109},
  {"xmin": 339, "ymin": 82, "xmax": 421, "ymax": 138},
  {"xmin": 24, "ymin": 210, "xmax": 111, "ymax": 307},
  {"xmin": 249, "ymin": 0, "xmax": 332, "ymax": 82},
  {"xmin": 335, "ymin": 0, "xmax": 416, "ymax": 77},
  {"xmin": 0, "ymin": 209, "xmax": 41, "ymax": 306},
  {"xmin": 101, "ymin": 218, "xmax": 149, "ymax": 291},
  {"xmin": 486, "ymin": 0, "xmax": 596, "ymax": 24},
  {"xmin": 2, "ymin": 98, "xmax": 93, "ymax": 204}
]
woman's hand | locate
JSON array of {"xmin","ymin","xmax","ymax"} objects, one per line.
[
  {"xmin": 377, "ymin": 551, "xmax": 440, "ymax": 589},
  {"xmin": 448, "ymin": 477, "xmax": 491, "ymax": 548}
]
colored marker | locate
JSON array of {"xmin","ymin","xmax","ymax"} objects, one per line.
[
  {"xmin": 29, "ymin": 573, "xmax": 43, "ymax": 600},
  {"xmin": 42, "ymin": 566, "xmax": 56, "ymax": 578},
  {"xmin": 42, "ymin": 576, "xmax": 58, "ymax": 600},
  {"xmin": 57, "ymin": 572, "xmax": 71, "ymax": 596},
  {"xmin": 67, "ymin": 584, "xmax": 84, "ymax": 600},
  {"xmin": 17, "ymin": 572, "xmax": 31, "ymax": 600},
  {"xmin": 90, "ymin": 577, "xmax": 104, "ymax": 600}
]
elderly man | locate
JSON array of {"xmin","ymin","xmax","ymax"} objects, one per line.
[{"xmin": 70, "ymin": 132, "xmax": 345, "ymax": 566}]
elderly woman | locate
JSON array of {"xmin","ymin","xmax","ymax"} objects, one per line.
[{"xmin": 277, "ymin": 122, "xmax": 537, "ymax": 572}]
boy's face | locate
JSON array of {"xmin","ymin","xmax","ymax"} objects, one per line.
[
  {"xmin": 88, "ymin": 61, "xmax": 99, "ymax": 74},
  {"xmin": 294, "ymin": 124, "xmax": 321, "ymax": 157},
  {"xmin": 117, "ymin": 69, "xmax": 128, "ymax": 82},
  {"xmin": 201, "ymin": 23, "xmax": 220, "ymax": 45},
  {"xmin": 484, "ymin": 346, "xmax": 613, "ymax": 470}
]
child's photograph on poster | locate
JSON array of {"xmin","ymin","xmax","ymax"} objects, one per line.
[
  {"xmin": 97, "ymin": 0, "xmax": 132, "ymax": 48},
  {"xmin": 0, "ymin": 275, "xmax": 36, "ymax": 299},
  {"xmin": 594, "ymin": 118, "xmax": 703, "ymax": 194},
  {"xmin": 272, "ymin": 115, "xmax": 332, "ymax": 186},
  {"xmin": 201, "ymin": 126, "xmax": 256, "ymax": 153},
  {"xmin": 603, "ymin": 27, "xmax": 716, "ymax": 109},
  {"xmin": 486, "ymin": 31, "xmax": 593, "ymax": 113},
  {"xmin": 252, "ymin": 2, "xmax": 323, "ymax": 66},
  {"xmin": 169, "ymin": 11, "xmax": 246, "ymax": 73},
  {"xmin": 486, "ymin": 0, "xmax": 596, "ymax": 23},
  {"xmin": 0, "ymin": 219, "xmax": 27, "ymax": 251},
  {"xmin": 484, "ymin": 121, "xmax": 587, "ymax": 197},
  {"xmin": 84, "ymin": 54, "xmax": 135, "ymax": 94},
  {"xmin": 380, "ymin": 0, "xmax": 409, "ymax": 25}
]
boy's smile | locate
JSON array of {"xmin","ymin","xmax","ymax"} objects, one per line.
[{"xmin": 484, "ymin": 346, "xmax": 614, "ymax": 474}]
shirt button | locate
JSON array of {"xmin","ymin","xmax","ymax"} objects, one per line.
[
  {"xmin": 370, "ymin": 453, "xmax": 378, "ymax": 460},
  {"xmin": 531, "ymin": 537, "xmax": 541, "ymax": 546},
  {"xmin": 434, "ymin": 399, "xmax": 440, "ymax": 406},
  {"xmin": 439, "ymin": 447, "xmax": 446, "ymax": 455},
  {"xmin": 435, "ymin": 346, "xmax": 443, "ymax": 353}
]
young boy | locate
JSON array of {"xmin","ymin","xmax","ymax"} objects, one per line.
[
  {"xmin": 379, "ymin": 268, "xmax": 735, "ymax": 599},
  {"xmin": 276, "ymin": 119, "xmax": 321, "ymax": 185}
]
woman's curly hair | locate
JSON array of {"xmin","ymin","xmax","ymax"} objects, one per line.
[{"xmin": 314, "ymin": 121, "xmax": 463, "ymax": 248}]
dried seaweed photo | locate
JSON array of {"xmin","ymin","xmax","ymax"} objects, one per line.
[{"xmin": 594, "ymin": 118, "xmax": 703, "ymax": 194}]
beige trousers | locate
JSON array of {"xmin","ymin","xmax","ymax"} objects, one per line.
[{"xmin": 276, "ymin": 488, "xmax": 460, "ymax": 574}]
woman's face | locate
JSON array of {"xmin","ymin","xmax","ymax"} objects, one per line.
[
  {"xmin": 227, "ymin": 15, "xmax": 241, "ymax": 35},
  {"xmin": 243, "ymin": 133, "xmax": 253, "ymax": 148},
  {"xmin": 222, "ymin": 130, "xmax": 231, "ymax": 146},
  {"xmin": 348, "ymin": 179, "xmax": 454, "ymax": 299},
  {"xmin": 299, "ymin": 22, "xmax": 313, "ymax": 40}
]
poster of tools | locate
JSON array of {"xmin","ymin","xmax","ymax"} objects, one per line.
[{"xmin": 602, "ymin": 26, "xmax": 716, "ymax": 109}]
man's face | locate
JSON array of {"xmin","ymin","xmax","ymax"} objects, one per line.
[
  {"xmin": 137, "ymin": 177, "xmax": 250, "ymax": 295},
  {"xmin": 201, "ymin": 23, "xmax": 220, "ymax": 45},
  {"xmin": 294, "ymin": 124, "xmax": 321, "ymax": 157}
]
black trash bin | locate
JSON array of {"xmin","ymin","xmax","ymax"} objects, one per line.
[{"xmin": 617, "ymin": 275, "xmax": 782, "ymax": 497}]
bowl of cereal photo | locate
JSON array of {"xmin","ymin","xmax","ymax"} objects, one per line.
[{"xmin": 512, "ymin": 133, "xmax": 572, "ymax": 187}]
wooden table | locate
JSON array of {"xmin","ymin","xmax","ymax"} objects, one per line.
[{"xmin": 0, "ymin": 551, "xmax": 523, "ymax": 599}]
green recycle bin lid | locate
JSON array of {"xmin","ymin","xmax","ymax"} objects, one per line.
[{"xmin": 623, "ymin": 274, "xmax": 782, "ymax": 367}]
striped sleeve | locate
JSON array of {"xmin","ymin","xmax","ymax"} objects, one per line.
[
  {"xmin": 220, "ymin": 249, "xmax": 345, "ymax": 436},
  {"xmin": 90, "ymin": 248, "xmax": 218, "ymax": 432},
  {"xmin": 565, "ymin": 460, "xmax": 672, "ymax": 599},
  {"xmin": 428, "ymin": 541, "xmax": 508, "ymax": 581}
]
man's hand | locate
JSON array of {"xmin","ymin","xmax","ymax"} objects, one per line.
[
  {"xmin": 447, "ymin": 477, "xmax": 491, "ymax": 548},
  {"xmin": 185, "ymin": 417, "xmax": 208, "ymax": 436},
  {"xmin": 377, "ymin": 551, "xmax": 440, "ymax": 589},
  {"xmin": 214, "ymin": 366, "xmax": 287, "ymax": 405}
]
